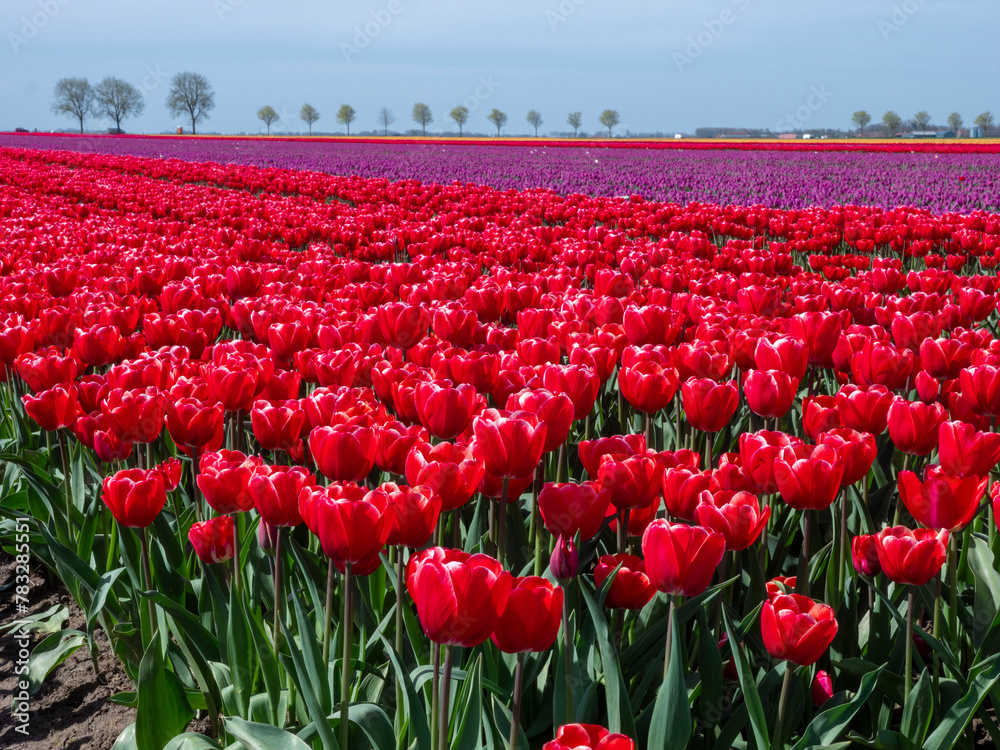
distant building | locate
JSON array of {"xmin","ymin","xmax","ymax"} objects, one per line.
[
  {"xmin": 777, "ymin": 133, "xmax": 798, "ymax": 139},
  {"xmin": 972, "ymin": 126, "xmax": 985, "ymax": 138}
]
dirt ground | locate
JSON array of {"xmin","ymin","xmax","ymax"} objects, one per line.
[{"xmin": 0, "ymin": 554, "xmax": 134, "ymax": 749}]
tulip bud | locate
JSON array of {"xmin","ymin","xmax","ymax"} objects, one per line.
[
  {"xmin": 550, "ymin": 536, "xmax": 578, "ymax": 582},
  {"xmin": 812, "ymin": 670, "xmax": 834, "ymax": 705},
  {"xmin": 257, "ymin": 519, "xmax": 280, "ymax": 554}
]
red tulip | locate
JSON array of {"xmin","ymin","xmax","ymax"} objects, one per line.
[
  {"xmin": 681, "ymin": 378, "xmax": 739, "ymax": 433},
  {"xmin": 538, "ymin": 481, "xmax": 611, "ymax": 540},
  {"xmin": 15, "ymin": 349, "xmax": 78, "ymax": 392},
  {"xmin": 309, "ymin": 423, "xmax": 377, "ymax": 482},
  {"xmin": 739, "ymin": 430, "xmax": 801, "ymax": 495},
  {"xmin": 381, "ymin": 483, "xmax": 442, "ymax": 548},
  {"xmin": 960, "ymin": 365, "xmax": 1000, "ymax": 417},
  {"xmin": 850, "ymin": 339, "xmax": 913, "ymax": 391},
  {"xmin": 22, "ymin": 385, "xmax": 78, "ymax": 431},
  {"xmin": 197, "ymin": 450, "xmax": 262, "ymax": 514},
  {"xmin": 817, "ymin": 428, "xmax": 877, "ymax": 486},
  {"xmin": 920, "ymin": 338, "xmax": 972, "ymax": 380},
  {"xmin": 578, "ymin": 434, "xmax": 645, "ymax": 479},
  {"xmin": 73, "ymin": 324, "xmax": 126, "ymax": 367},
  {"xmin": 754, "ymin": 336, "xmax": 808, "ymax": 380},
  {"xmin": 101, "ymin": 387, "xmax": 166, "ymax": 444},
  {"xmin": 789, "ymin": 311, "xmax": 842, "ymax": 367},
  {"xmin": 594, "ymin": 553, "xmax": 655, "ymax": 610},
  {"xmin": 887, "ymin": 398, "xmax": 946, "ymax": 456},
  {"xmin": 550, "ymin": 536, "xmax": 579, "ymax": 581},
  {"xmin": 155, "ymin": 458, "xmax": 183, "ymax": 492},
  {"xmin": 543, "ymin": 724, "xmax": 635, "ymax": 750},
  {"xmin": 250, "ymin": 399, "xmax": 305, "ymax": 451},
  {"xmin": 761, "ymin": 593, "xmax": 838, "ymax": 666},
  {"xmin": 744, "ymin": 369, "xmax": 799, "ymax": 419},
  {"xmin": 898, "ymin": 466, "xmax": 987, "ymax": 531},
  {"xmin": 875, "ymin": 526, "xmax": 948, "ymax": 585},
  {"xmin": 405, "ymin": 440, "xmax": 484, "ymax": 511},
  {"xmin": 661, "ymin": 468, "xmax": 718, "ymax": 521},
  {"xmin": 166, "ymin": 397, "xmax": 224, "ymax": 451},
  {"xmin": 414, "ymin": 380, "xmax": 480, "ymax": 440},
  {"xmin": 188, "ymin": 516, "xmax": 235, "ymax": 563},
  {"xmin": 773, "ymin": 444, "xmax": 844, "ymax": 510},
  {"xmin": 472, "ymin": 409, "xmax": 547, "ymax": 479},
  {"xmin": 802, "ymin": 395, "xmax": 842, "ymax": 442},
  {"xmin": 851, "ymin": 534, "xmax": 881, "ymax": 576},
  {"xmin": 300, "ymin": 483, "xmax": 391, "ymax": 565},
  {"xmin": 491, "ymin": 576, "xmax": 563, "ymax": 653},
  {"xmin": 641, "ymin": 520, "xmax": 726, "ymax": 597},
  {"xmin": 618, "ymin": 362, "xmax": 679, "ymax": 414},
  {"xmin": 506, "ymin": 388, "xmax": 574, "ymax": 453},
  {"xmin": 374, "ymin": 421, "xmax": 428, "ymax": 476},
  {"xmin": 812, "ymin": 670, "xmax": 835, "ymax": 705},
  {"xmin": 938, "ymin": 420, "xmax": 1000, "ymax": 478},
  {"xmin": 206, "ymin": 363, "xmax": 260, "ymax": 413},
  {"xmin": 836, "ymin": 384, "xmax": 894, "ymax": 435},
  {"xmin": 542, "ymin": 364, "xmax": 601, "ymax": 421},
  {"xmin": 102, "ymin": 468, "xmax": 167, "ymax": 528},
  {"xmin": 248, "ymin": 464, "xmax": 315, "ymax": 527},
  {"xmin": 376, "ymin": 302, "xmax": 431, "ymax": 350},
  {"xmin": 407, "ymin": 547, "xmax": 512, "ymax": 647},
  {"xmin": 599, "ymin": 453, "xmax": 664, "ymax": 511},
  {"xmin": 695, "ymin": 490, "xmax": 770, "ymax": 551}
]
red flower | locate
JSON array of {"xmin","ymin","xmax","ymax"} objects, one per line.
[
  {"xmin": 851, "ymin": 534, "xmax": 881, "ymax": 576},
  {"xmin": 812, "ymin": 670, "xmax": 835, "ymax": 706},
  {"xmin": 960, "ymin": 365, "xmax": 1000, "ymax": 417},
  {"xmin": 309, "ymin": 423, "xmax": 377, "ymax": 482},
  {"xmin": 206, "ymin": 362, "xmax": 260, "ymax": 413},
  {"xmin": 250, "ymin": 399, "xmax": 305, "ymax": 451},
  {"xmin": 414, "ymin": 380, "xmax": 480, "ymax": 440},
  {"xmin": 406, "ymin": 547, "xmax": 512, "ymax": 647},
  {"xmin": 761, "ymin": 593, "xmax": 838, "ymax": 666},
  {"xmin": 490, "ymin": 576, "xmax": 563, "ymax": 653},
  {"xmin": 817, "ymin": 428, "xmax": 877, "ymax": 485},
  {"xmin": 300, "ymin": 483, "xmax": 392, "ymax": 566},
  {"xmin": 73, "ymin": 324, "xmax": 126, "ymax": 367},
  {"xmin": 802, "ymin": 395, "xmax": 842, "ymax": 441},
  {"xmin": 887, "ymin": 398, "xmax": 947, "ymax": 456},
  {"xmin": 166, "ymin": 397, "xmax": 224, "ymax": 451},
  {"xmin": 543, "ymin": 724, "xmax": 635, "ymax": 750},
  {"xmin": 681, "ymin": 378, "xmax": 739, "ymax": 433},
  {"xmin": 102, "ymin": 468, "xmax": 167, "ymax": 528},
  {"xmin": 22, "ymin": 385, "xmax": 78, "ymax": 431},
  {"xmin": 472, "ymin": 409, "xmax": 547, "ymax": 479},
  {"xmin": 694, "ymin": 490, "xmax": 770, "ymax": 551},
  {"xmin": 661, "ymin": 468, "xmax": 718, "ymax": 521},
  {"xmin": 739, "ymin": 430, "xmax": 801, "ymax": 495},
  {"xmin": 744, "ymin": 370, "xmax": 799, "ymax": 419},
  {"xmin": 874, "ymin": 526, "xmax": 948, "ymax": 585},
  {"xmin": 507, "ymin": 388, "xmax": 574, "ymax": 453},
  {"xmin": 405, "ymin": 440, "xmax": 484, "ymax": 511},
  {"xmin": 850, "ymin": 339, "xmax": 913, "ymax": 391},
  {"xmin": 101, "ymin": 387, "xmax": 166, "ymax": 444},
  {"xmin": 376, "ymin": 302, "xmax": 431, "ymax": 350},
  {"xmin": 542, "ymin": 364, "xmax": 601, "ymax": 421},
  {"xmin": 773, "ymin": 444, "xmax": 844, "ymax": 510},
  {"xmin": 618, "ymin": 362, "xmax": 679, "ymax": 414},
  {"xmin": 578, "ymin": 434, "xmax": 645, "ymax": 479},
  {"xmin": 641, "ymin": 520, "xmax": 726, "ymax": 597},
  {"xmin": 836, "ymin": 384, "xmax": 893, "ymax": 435},
  {"xmin": 898, "ymin": 466, "xmax": 987, "ymax": 531},
  {"xmin": 197, "ymin": 450, "xmax": 262, "ymax": 514},
  {"xmin": 938, "ymin": 420, "xmax": 1000, "ymax": 478},
  {"xmin": 381, "ymin": 483, "xmax": 442, "ymax": 548},
  {"xmin": 374, "ymin": 421, "xmax": 428, "ymax": 476},
  {"xmin": 538, "ymin": 481, "xmax": 611, "ymax": 540},
  {"xmin": 599, "ymin": 453, "xmax": 664, "ymax": 510},
  {"xmin": 154, "ymin": 458, "xmax": 183, "ymax": 492},
  {"xmin": 789, "ymin": 311, "xmax": 843, "ymax": 367},
  {"xmin": 550, "ymin": 536, "xmax": 578, "ymax": 581},
  {"xmin": 754, "ymin": 336, "xmax": 808, "ymax": 380},
  {"xmin": 593, "ymin": 554, "xmax": 655, "ymax": 610},
  {"xmin": 188, "ymin": 516, "xmax": 235, "ymax": 563},
  {"xmin": 248, "ymin": 464, "xmax": 315, "ymax": 527}
]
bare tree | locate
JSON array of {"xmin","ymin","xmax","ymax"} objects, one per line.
[
  {"xmin": 487, "ymin": 108, "xmax": 508, "ymax": 136},
  {"xmin": 165, "ymin": 72, "xmax": 215, "ymax": 135},
  {"xmin": 257, "ymin": 105, "xmax": 279, "ymax": 135},
  {"xmin": 599, "ymin": 109, "xmax": 620, "ymax": 137},
  {"xmin": 851, "ymin": 110, "xmax": 872, "ymax": 136},
  {"xmin": 94, "ymin": 77, "xmax": 145, "ymax": 131},
  {"xmin": 913, "ymin": 111, "xmax": 932, "ymax": 132},
  {"xmin": 412, "ymin": 103, "xmax": 433, "ymax": 135},
  {"xmin": 567, "ymin": 111, "xmax": 582, "ymax": 137},
  {"xmin": 947, "ymin": 112, "xmax": 963, "ymax": 135},
  {"xmin": 450, "ymin": 105, "xmax": 470, "ymax": 136},
  {"xmin": 51, "ymin": 77, "xmax": 94, "ymax": 133},
  {"xmin": 337, "ymin": 104, "xmax": 357, "ymax": 135},
  {"xmin": 377, "ymin": 107, "xmax": 396, "ymax": 136},
  {"xmin": 300, "ymin": 104, "xmax": 321, "ymax": 135},
  {"xmin": 526, "ymin": 110, "xmax": 543, "ymax": 136},
  {"xmin": 882, "ymin": 110, "xmax": 902, "ymax": 137},
  {"xmin": 975, "ymin": 112, "xmax": 995, "ymax": 137}
]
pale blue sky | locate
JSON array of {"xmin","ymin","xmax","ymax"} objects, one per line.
[{"xmin": 2, "ymin": 0, "xmax": 997, "ymax": 135}]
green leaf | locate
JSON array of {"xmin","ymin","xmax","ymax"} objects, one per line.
[
  {"xmin": 162, "ymin": 734, "xmax": 223, "ymax": 750},
  {"xmin": 899, "ymin": 669, "xmax": 933, "ymax": 747},
  {"xmin": 696, "ymin": 608, "xmax": 723, "ymax": 728},
  {"xmin": 647, "ymin": 602, "xmax": 691, "ymax": 750},
  {"xmin": 335, "ymin": 702, "xmax": 396, "ymax": 750},
  {"xmin": 580, "ymin": 584, "xmax": 637, "ymax": 738},
  {"xmin": 280, "ymin": 621, "xmax": 340, "ymax": 750},
  {"xmin": 791, "ymin": 666, "xmax": 881, "ymax": 750},
  {"xmin": 290, "ymin": 583, "xmax": 331, "ymax": 714},
  {"xmin": 722, "ymin": 609, "xmax": 769, "ymax": 750},
  {"xmin": 87, "ymin": 567, "xmax": 125, "ymax": 634},
  {"xmin": 135, "ymin": 638, "xmax": 194, "ymax": 750},
  {"xmin": 111, "ymin": 723, "xmax": 137, "ymax": 750},
  {"xmin": 969, "ymin": 536, "xmax": 1000, "ymax": 650},
  {"xmin": 450, "ymin": 653, "xmax": 484, "ymax": 750},
  {"xmin": 227, "ymin": 578, "xmax": 252, "ymax": 718},
  {"xmin": 240, "ymin": 593, "xmax": 282, "ymax": 727},
  {"xmin": 0, "ymin": 603, "xmax": 68, "ymax": 635},
  {"xmin": 379, "ymin": 634, "xmax": 432, "ymax": 750},
  {"xmin": 224, "ymin": 716, "xmax": 312, "ymax": 750},
  {"xmin": 924, "ymin": 653, "xmax": 1000, "ymax": 750},
  {"xmin": 27, "ymin": 629, "xmax": 87, "ymax": 694}
]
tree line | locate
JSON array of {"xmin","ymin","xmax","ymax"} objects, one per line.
[{"xmin": 850, "ymin": 109, "xmax": 995, "ymax": 137}]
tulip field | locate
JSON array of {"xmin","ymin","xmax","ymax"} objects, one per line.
[{"xmin": 7, "ymin": 141, "xmax": 1000, "ymax": 750}]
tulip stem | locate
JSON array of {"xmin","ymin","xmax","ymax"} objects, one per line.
[
  {"xmin": 271, "ymin": 528, "xmax": 283, "ymax": 651},
  {"xmin": 532, "ymin": 465, "xmax": 544, "ymax": 577},
  {"xmin": 947, "ymin": 536, "xmax": 958, "ymax": 655},
  {"xmin": 618, "ymin": 509, "xmax": 630, "ymax": 555},
  {"xmin": 663, "ymin": 596, "xmax": 675, "ymax": 682},
  {"xmin": 322, "ymin": 558, "xmax": 336, "ymax": 664},
  {"xmin": 508, "ymin": 651, "xmax": 526, "ymax": 750},
  {"xmin": 231, "ymin": 512, "xmax": 241, "ymax": 598},
  {"xmin": 905, "ymin": 589, "xmax": 915, "ymax": 703},
  {"xmin": 797, "ymin": 511, "xmax": 811, "ymax": 596},
  {"xmin": 773, "ymin": 665, "xmax": 794, "ymax": 749},
  {"xmin": 674, "ymin": 393, "xmax": 682, "ymax": 451},
  {"xmin": 395, "ymin": 546, "xmax": 405, "ymax": 726},
  {"xmin": 644, "ymin": 412, "xmax": 653, "ymax": 453},
  {"xmin": 892, "ymin": 454, "xmax": 911, "ymax": 526},
  {"xmin": 57, "ymin": 430, "xmax": 73, "ymax": 542},
  {"xmin": 563, "ymin": 584, "xmax": 574, "ymax": 725},
  {"xmin": 705, "ymin": 432, "xmax": 714, "ymax": 470},
  {"xmin": 140, "ymin": 527, "xmax": 155, "ymax": 642},
  {"xmin": 838, "ymin": 489, "xmax": 848, "ymax": 599},
  {"xmin": 431, "ymin": 645, "xmax": 441, "ymax": 750},
  {"xmin": 340, "ymin": 563, "xmax": 354, "ymax": 750},
  {"xmin": 191, "ymin": 446, "xmax": 203, "ymax": 523},
  {"xmin": 439, "ymin": 645, "xmax": 454, "ymax": 750},
  {"xmin": 498, "ymin": 479, "xmax": 509, "ymax": 563},
  {"xmin": 489, "ymin": 499, "xmax": 496, "ymax": 556}
]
